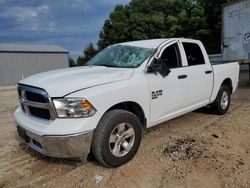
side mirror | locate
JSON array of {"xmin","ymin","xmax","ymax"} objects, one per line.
[{"xmin": 147, "ymin": 59, "xmax": 171, "ymax": 77}]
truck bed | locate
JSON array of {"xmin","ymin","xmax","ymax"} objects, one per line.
[
  {"xmin": 210, "ymin": 61, "xmax": 239, "ymax": 102},
  {"xmin": 211, "ymin": 61, "xmax": 237, "ymax": 65}
]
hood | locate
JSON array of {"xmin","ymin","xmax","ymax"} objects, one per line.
[{"xmin": 19, "ymin": 66, "xmax": 134, "ymax": 97}]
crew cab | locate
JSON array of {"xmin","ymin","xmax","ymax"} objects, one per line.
[{"xmin": 14, "ymin": 38, "xmax": 239, "ymax": 167}]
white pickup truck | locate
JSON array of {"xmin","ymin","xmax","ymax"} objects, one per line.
[{"xmin": 14, "ymin": 38, "xmax": 239, "ymax": 167}]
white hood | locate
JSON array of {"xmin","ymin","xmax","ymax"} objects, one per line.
[{"xmin": 19, "ymin": 66, "xmax": 134, "ymax": 97}]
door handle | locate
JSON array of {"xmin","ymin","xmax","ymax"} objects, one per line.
[
  {"xmin": 178, "ymin": 75, "xmax": 187, "ymax": 79},
  {"xmin": 205, "ymin": 70, "xmax": 213, "ymax": 74}
]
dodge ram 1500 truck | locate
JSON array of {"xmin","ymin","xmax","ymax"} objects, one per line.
[{"xmin": 14, "ymin": 38, "xmax": 239, "ymax": 167}]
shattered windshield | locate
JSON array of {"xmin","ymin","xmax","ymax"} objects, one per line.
[{"xmin": 87, "ymin": 45, "xmax": 155, "ymax": 68}]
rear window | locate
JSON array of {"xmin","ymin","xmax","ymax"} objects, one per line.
[{"xmin": 182, "ymin": 42, "xmax": 205, "ymax": 66}]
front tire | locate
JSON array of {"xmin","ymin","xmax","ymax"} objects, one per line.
[
  {"xmin": 91, "ymin": 109, "xmax": 142, "ymax": 167},
  {"xmin": 211, "ymin": 85, "xmax": 231, "ymax": 115}
]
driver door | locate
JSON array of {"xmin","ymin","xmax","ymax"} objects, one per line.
[{"xmin": 147, "ymin": 41, "xmax": 189, "ymax": 124}]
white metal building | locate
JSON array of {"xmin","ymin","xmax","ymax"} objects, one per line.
[
  {"xmin": 0, "ymin": 44, "xmax": 69, "ymax": 86},
  {"xmin": 222, "ymin": 0, "xmax": 250, "ymax": 61}
]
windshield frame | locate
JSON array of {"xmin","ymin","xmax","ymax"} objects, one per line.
[{"xmin": 86, "ymin": 44, "xmax": 156, "ymax": 69}]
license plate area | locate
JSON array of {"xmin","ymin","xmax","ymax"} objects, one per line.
[{"xmin": 17, "ymin": 126, "xmax": 30, "ymax": 143}]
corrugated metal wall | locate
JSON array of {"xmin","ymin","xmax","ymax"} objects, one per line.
[
  {"xmin": 222, "ymin": 0, "xmax": 250, "ymax": 61},
  {"xmin": 0, "ymin": 53, "xmax": 68, "ymax": 86}
]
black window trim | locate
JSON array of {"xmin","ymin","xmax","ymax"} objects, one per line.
[
  {"xmin": 160, "ymin": 42, "xmax": 183, "ymax": 69},
  {"xmin": 182, "ymin": 42, "xmax": 205, "ymax": 67}
]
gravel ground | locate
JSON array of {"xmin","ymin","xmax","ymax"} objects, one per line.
[{"xmin": 0, "ymin": 72, "xmax": 249, "ymax": 188}]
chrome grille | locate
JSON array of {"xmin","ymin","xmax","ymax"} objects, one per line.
[{"xmin": 17, "ymin": 84, "xmax": 56, "ymax": 120}]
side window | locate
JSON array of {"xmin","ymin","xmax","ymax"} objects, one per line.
[
  {"xmin": 160, "ymin": 43, "xmax": 181, "ymax": 68},
  {"xmin": 182, "ymin": 42, "xmax": 205, "ymax": 66}
]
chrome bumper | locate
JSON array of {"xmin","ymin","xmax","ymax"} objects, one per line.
[{"xmin": 17, "ymin": 126, "xmax": 93, "ymax": 158}]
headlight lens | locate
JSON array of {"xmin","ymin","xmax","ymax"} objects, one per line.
[{"xmin": 53, "ymin": 98, "xmax": 96, "ymax": 118}]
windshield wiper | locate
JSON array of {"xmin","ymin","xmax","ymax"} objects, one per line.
[{"xmin": 93, "ymin": 64, "xmax": 119, "ymax": 68}]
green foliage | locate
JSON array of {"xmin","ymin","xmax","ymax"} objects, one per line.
[
  {"xmin": 69, "ymin": 57, "xmax": 76, "ymax": 67},
  {"xmin": 76, "ymin": 56, "xmax": 84, "ymax": 66},
  {"xmin": 75, "ymin": 43, "xmax": 98, "ymax": 66},
  {"xmin": 97, "ymin": 0, "xmax": 233, "ymax": 53},
  {"xmin": 98, "ymin": 5, "xmax": 130, "ymax": 49},
  {"xmin": 78, "ymin": 0, "xmax": 233, "ymax": 62},
  {"xmin": 83, "ymin": 43, "xmax": 98, "ymax": 63},
  {"xmin": 98, "ymin": 0, "xmax": 211, "ymax": 51},
  {"xmin": 197, "ymin": 0, "xmax": 231, "ymax": 53}
]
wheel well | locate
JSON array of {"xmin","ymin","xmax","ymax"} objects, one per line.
[
  {"xmin": 221, "ymin": 78, "xmax": 233, "ymax": 93},
  {"xmin": 107, "ymin": 102, "xmax": 146, "ymax": 130}
]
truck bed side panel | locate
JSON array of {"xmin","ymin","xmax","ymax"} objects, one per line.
[{"xmin": 210, "ymin": 62, "xmax": 239, "ymax": 102}]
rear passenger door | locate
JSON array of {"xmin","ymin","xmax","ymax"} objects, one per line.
[{"xmin": 180, "ymin": 41, "xmax": 213, "ymax": 107}]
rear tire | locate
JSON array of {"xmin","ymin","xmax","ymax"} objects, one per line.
[
  {"xmin": 211, "ymin": 85, "xmax": 231, "ymax": 115},
  {"xmin": 91, "ymin": 109, "xmax": 142, "ymax": 167}
]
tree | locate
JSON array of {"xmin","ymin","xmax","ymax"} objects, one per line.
[
  {"xmin": 83, "ymin": 43, "xmax": 98, "ymax": 62},
  {"xmin": 98, "ymin": 0, "xmax": 210, "ymax": 50},
  {"xmin": 69, "ymin": 57, "xmax": 76, "ymax": 67},
  {"xmin": 98, "ymin": 5, "xmax": 130, "ymax": 50},
  {"xmin": 76, "ymin": 56, "xmax": 85, "ymax": 66},
  {"xmin": 97, "ymin": 0, "xmax": 234, "ymax": 53},
  {"xmin": 76, "ymin": 43, "xmax": 98, "ymax": 66},
  {"xmin": 197, "ymin": 0, "xmax": 231, "ymax": 53},
  {"xmin": 81, "ymin": 0, "xmax": 234, "ymax": 60}
]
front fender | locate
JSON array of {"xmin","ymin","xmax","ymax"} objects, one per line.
[{"xmin": 67, "ymin": 75, "xmax": 150, "ymax": 131}]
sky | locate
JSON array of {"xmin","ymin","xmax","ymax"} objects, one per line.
[{"xmin": 0, "ymin": 0, "xmax": 130, "ymax": 58}]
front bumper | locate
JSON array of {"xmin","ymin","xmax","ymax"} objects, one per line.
[{"xmin": 17, "ymin": 125, "xmax": 93, "ymax": 158}]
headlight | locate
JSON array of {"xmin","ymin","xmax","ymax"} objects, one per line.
[{"xmin": 53, "ymin": 98, "xmax": 96, "ymax": 118}]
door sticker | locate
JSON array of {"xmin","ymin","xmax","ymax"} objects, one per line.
[{"xmin": 152, "ymin": 90, "xmax": 163, "ymax": 99}]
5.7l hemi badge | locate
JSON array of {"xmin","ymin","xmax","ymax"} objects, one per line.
[{"xmin": 152, "ymin": 90, "xmax": 163, "ymax": 99}]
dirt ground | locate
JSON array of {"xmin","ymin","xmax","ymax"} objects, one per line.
[{"xmin": 0, "ymin": 72, "xmax": 249, "ymax": 188}]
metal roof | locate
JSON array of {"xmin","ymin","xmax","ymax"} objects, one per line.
[{"xmin": 0, "ymin": 43, "xmax": 68, "ymax": 53}]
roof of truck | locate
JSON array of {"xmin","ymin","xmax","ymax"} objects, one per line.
[{"xmin": 119, "ymin": 38, "xmax": 171, "ymax": 48}]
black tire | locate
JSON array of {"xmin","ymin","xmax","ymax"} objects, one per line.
[
  {"xmin": 91, "ymin": 109, "xmax": 142, "ymax": 167},
  {"xmin": 211, "ymin": 85, "xmax": 231, "ymax": 115}
]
